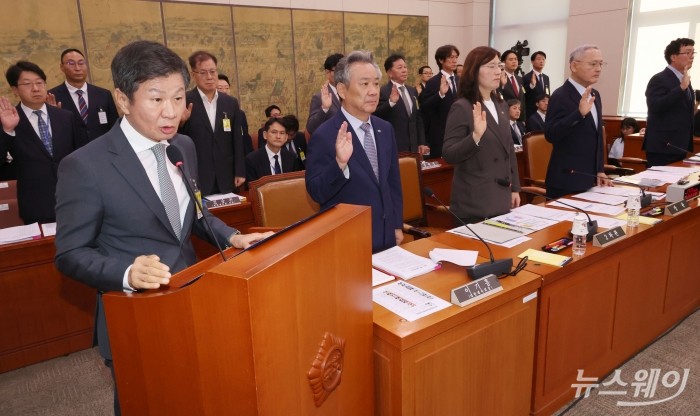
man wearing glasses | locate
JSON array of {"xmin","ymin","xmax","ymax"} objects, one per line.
[
  {"xmin": 420, "ymin": 44, "xmax": 460, "ymax": 159},
  {"xmin": 544, "ymin": 44, "xmax": 611, "ymax": 199},
  {"xmin": 0, "ymin": 61, "xmax": 87, "ymax": 224},
  {"xmin": 179, "ymin": 51, "xmax": 246, "ymax": 195},
  {"xmin": 644, "ymin": 38, "xmax": 696, "ymax": 167},
  {"xmin": 49, "ymin": 48, "xmax": 118, "ymax": 141}
]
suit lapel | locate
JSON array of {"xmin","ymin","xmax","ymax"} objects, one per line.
[
  {"xmin": 484, "ymin": 101, "xmax": 511, "ymax": 156},
  {"xmin": 16, "ymin": 106, "xmax": 53, "ymax": 159},
  {"xmin": 191, "ymin": 91, "xmax": 214, "ymax": 135}
]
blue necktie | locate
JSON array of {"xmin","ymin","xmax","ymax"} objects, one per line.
[
  {"xmin": 273, "ymin": 154, "xmax": 282, "ymax": 174},
  {"xmin": 33, "ymin": 110, "xmax": 53, "ymax": 157}
]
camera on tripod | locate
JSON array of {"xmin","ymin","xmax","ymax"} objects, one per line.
[{"xmin": 510, "ymin": 40, "xmax": 530, "ymax": 76}]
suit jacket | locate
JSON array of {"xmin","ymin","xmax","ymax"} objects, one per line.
[
  {"xmin": 510, "ymin": 120, "xmax": 526, "ymax": 145},
  {"xmin": 0, "ymin": 105, "xmax": 87, "ymax": 224},
  {"xmin": 443, "ymin": 98, "xmax": 521, "ymax": 221},
  {"xmin": 499, "ymin": 73, "xmax": 527, "ymax": 122},
  {"xmin": 49, "ymin": 82, "xmax": 119, "ymax": 141},
  {"xmin": 285, "ymin": 132, "xmax": 308, "ymax": 168},
  {"xmin": 522, "ymin": 71, "xmax": 550, "ymax": 118},
  {"xmin": 374, "ymin": 82, "xmax": 426, "ymax": 152},
  {"xmin": 245, "ymin": 146, "xmax": 300, "ymax": 182},
  {"xmin": 526, "ymin": 112, "xmax": 545, "ymax": 133},
  {"xmin": 305, "ymin": 85, "xmax": 341, "ymax": 134},
  {"xmin": 544, "ymin": 80, "xmax": 604, "ymax": 196},
  {"xmin": 305, "ymin": 112, "xmax": 403, "ymax": 253},
  {"xmin": 643, "ymin": 67, "xmax": 694, "ymax": 159},
  {"xmin": 179, "ymin": 89, "xmax": 245, "ymax": 195},
  {"xmin": 420, "ymin": 72, "xmax": 459, "ymax": 159},
  {"xmin": 240, "ymin": 109, "xmax": 254, "ymax": 156},
  {"xmin": 54, "ymin": 122, "xmax": 236, "ymax": 360}
]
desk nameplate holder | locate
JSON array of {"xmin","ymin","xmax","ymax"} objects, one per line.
[
  {"xmin": 593, "ymin": 226, "xmax": 626, "ymax": 248},
  {"xmin": 665, "ymin": 200, "xmax": 690, "ymax": 216},
  {"xmin": 451, "ymin": 274, "xmax": 503, "ymax": 307}
]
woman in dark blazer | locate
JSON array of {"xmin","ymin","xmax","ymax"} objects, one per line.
[{"xmin": 442, "ymin": 46, "xmax": 521, "ymax": 224}]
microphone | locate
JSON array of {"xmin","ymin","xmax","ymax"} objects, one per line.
[
  {"xmin": 566, "ymin": 168, "xmax": 651, "ymax": 208},
  {"xmin": 422, "ymin": 187, "xmax": 513, "ymax": 279},
  {"xmin": 520, "ymin": 187, "xmax": 598, "ymax": 242},
  {"xmin": 166, "ymin": 145, "xmax": 227, "ymax": 262},
  {"xmin": 666, "ymin": 141, "xmax": 696, "ymax": 157}
]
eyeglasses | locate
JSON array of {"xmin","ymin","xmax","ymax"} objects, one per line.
[
  {"xmin": 193, "ymin": 69, "xmax": 217, "ymax": 76},
  {"xmin": 16, "ymin": 80, "xmax": 46, "ymax": 88},
  {"xmin": 483, "ymin": 63, "xmax": 505, "ymax": 71},
  {"xmin": 678, "ymin": 51, "xmax": 697, "ymax": 57},
  {"xmin": 63, "ymin": 60, "xmax": 86, "ymax": 67},
  {"xmin": 576, "ymin": 61, "xmax": 607, "ymax": 69}
]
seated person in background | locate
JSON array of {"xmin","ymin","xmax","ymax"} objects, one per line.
[
  {"xmin": 281, "ymin": 114, "xmax": 307, "ymax": 169},
  {"xmin": 257, "ymin": 104, "xmax": 282, "ymax": 149},
  {"xmin": 246, "ymin": 117, "xmax": 300, "ymax": 183},
  {"xmin": 217, "ymin": 74, "xmax": 253, "ymax": 156},
  {"xmin": 507, "ymin": 99, "xmax": 526, "ymax": 146},
  {"xmin": 526, "ymin": 94, "xmax": 548, "ymax": 133},
  {"xmin": 608, "ymin": 117, "xmax": 639, "ymax": 167}
]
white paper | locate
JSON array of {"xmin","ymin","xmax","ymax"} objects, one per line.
[
  {"xmin": 488, "ymin": 211, "xmax": 559, "ymax": 232},
  {"xmin": 647, "ymin": 165, "xmax": 699, "ymax": 175},
  {"xmin": 40, "ymin": 222, "xmax": 56, "ymax": 237},
  {"xmin": 428, "ymin": 248, "xmax": 478, "ymax": 267},
  {"xmin": 0, "ymin": 223, "xmax": 41, "ymax": 244},
  {"xmin": 372, "ymin": 268, "xmax": 395, "ymax": 287},
  {"xmin": 373, "ymin": 280, "xmax": 451, "ymax": 322},
  {"xmin": 372, "ymin": 246, "xmax": 437, "ymax": 280},
  {"xmin": 512, "ymin": 204, "xmax": 575, "ymax": 221},
  {"xmin": 204, "ymin": 192, "xmax": 242, "ymax": 201},
  {"xmin": 573, "ymin": 191, "xmax": 627, "ymax": 206},
  {"xmin": 548, "ymin": 198, "xmax": 626, "ymax": 216},
  {"xmin": 447, "ymin": 223, "xmax": 523, "ymax": 243},
  {"xmin": 590, "ymin": 185, "xmax": 645, "ymax": 197},
  {"xmin": 589, "ymin": 215, "xmax": 626, "ymax": 229}
]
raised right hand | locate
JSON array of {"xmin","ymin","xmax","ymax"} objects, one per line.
[
  {"xmin": 335, "ymin": 121, "xmax": 353, "ymax": 170},
  {"xmin": 321, "ymin": 83, "xmax": 332, "ymax": 110},
  {"xmin": 0, "ymin": 96, "xmax": 19, "ymax": 133}
]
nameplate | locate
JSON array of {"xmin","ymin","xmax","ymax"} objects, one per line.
[
  {"xmin": 592, "ymin": 226, "xmax": 626, "ymax": 248},
  {"xmin": 450, "ymin": 274, "xmax": 503, "ymax": 307},
  {"xmin": 664, "ymin": 200, "xmax": 690, "ymax": 216}
]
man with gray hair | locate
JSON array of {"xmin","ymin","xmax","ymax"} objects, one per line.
[
  {"xmin": 305, "ymin": 50, "xmax": 403, "ymax": 253},
  {"xmin": 544, "ymin": 44, "xmax": 611, "ymax": 199}
]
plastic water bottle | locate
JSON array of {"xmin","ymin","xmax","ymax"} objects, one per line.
[
  {"xmin": 626, "ymin": 191, "xmax": 641, "ymax": 228},
  {"xmin": 571, "ymin": 213, "xmax": 588, "ymax": 257}
]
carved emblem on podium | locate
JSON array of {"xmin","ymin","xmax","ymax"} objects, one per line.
[{"xmin": 307, "ymin": 331, "xmax": 345, "ymax": 407}]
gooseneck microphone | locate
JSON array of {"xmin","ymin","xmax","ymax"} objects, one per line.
[
  {"xmin": 422, "ymin": 187, "xmax": 513, "ymax": 279},
  {"xmin": 166, "ymin": 145, "xmax": 227, "ymax": 262},
  {"xmin": 566, "ymin": 168, "xmax": 652, "ymax": 208},
  {"xmin": 520, "ymin": 187, "xmax": 598, "ymax": 242},
  {"xmin": 666, "ymin": 141, "xmax": 696, "ymax": 157}
]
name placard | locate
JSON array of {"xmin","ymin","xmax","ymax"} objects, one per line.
[
  {"xmin": 593, "ymin": 226, "xmax": 626, "ymax": 248},
  {"xmin": 451, "ymin": 274, "xmax": 503, "ymax": 307},
  {"xmin": 664, "ymin": 200, "xmax": 690, "ymax": 216}
]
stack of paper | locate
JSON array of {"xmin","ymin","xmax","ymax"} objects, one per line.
[
  {"xmin": 372, "ymin": 246, "xmax": 438, "ymax": 280},
  {"xmin": 0, "ymin": 223, "xmax": 41, "ymax": 245}
]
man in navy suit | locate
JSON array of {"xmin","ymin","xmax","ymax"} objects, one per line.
[
  {"xmin": 0, "ymin": 61, "xmax": 87, "ymax": 224},
  {"xmin": 281, "ymin": 114, "xmax": 307, "ymax": 168},
  {"xmin": 54, "ymin": 41, "xmax": 270, "ymax": 415},
  {"xmin": 246, "ymin": 117, "xmax": 300, "ymax": 182},
  {"xmin": 499, "ymin": 50, "xmax": 526, "ymax": 122},
  {"xmin": 523, "ymin": 51, "xmax": 551, "ymax": 118},
  {"xmin": 526, "ymin": 94, "xmax": 548, "ymax": 133},
  {"xmin": 507, "ymin": 99, "xmax": 526, "ymax": 146},
  {"xmin": 374, "ymin": 54, "xmax": 429, "ymax": 154},
  {"xmin": 306, "ymin": 53, "xmax": 344, "ymax": 135},
  {"xmin": 644, "ymin": 38, "xmax": 695, "ymax": 167},
  {"xmin": 179, "ymin": 51, "xmax": 246, "ymax": 195},
  {"xmin": 306, "ymin": 50, "xmax": 403, "ymax": 253},
  {"xmin": 48, "ymin": 48, "xmax": 118, "ymax": 142},
  {"xmin": 545, "ymin": 45, "xmax": 611, "ymax": 199},
  {"xmin": 420, "ymin": 44, "xmax": 460, "ymax": 159}
]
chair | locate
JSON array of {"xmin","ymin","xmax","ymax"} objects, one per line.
[
  {"xmin": 522, "ymin": 132, "xmax": 552, "ymax": 187},
  {"xmin": 602, "ymin": 127, "xmax": 647, "ymax": 175},
  {"xmin": 398, "ymin": 153, "xmax": 446, "ymax": 240},
  {"xmin": 248, "ymin": 171, "xmax": 319, "ymax": 229}
]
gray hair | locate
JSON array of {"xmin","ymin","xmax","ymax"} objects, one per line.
[
  {"xmin": 569, "ymin": 44, "xmax": 600, "ymax": 63},
  {"xmin": 334, "ymin": 50, "xmax": 382, "ymax": 87}
]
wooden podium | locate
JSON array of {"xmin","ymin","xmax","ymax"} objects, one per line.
[{"xmin": 103, "ymin": 204, "xmax": 374, "ymax": 415}]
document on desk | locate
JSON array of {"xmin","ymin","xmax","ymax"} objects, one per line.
[
  {"xmin": 447, "ymin": 223, "xmax": 524, "ymax": 243},
  {"xmin": 548, "ymin": 198, "xmax": 626, "ymax": 216},
  {"xmin": 428, "ymin": 248, "xmax": 478, "ymax": 267},
  {"xmin": 573, "ymin": 191, "xmax": 627, "ymax": 206},
  {"xmin": 647, "ymin": 165, "xmax": 699, "ymax": 176},
  {"xmin": 487, "ymin": 211, "xmax": 559, "ymax": 232},
  {"xmin": 372, "ymin": 268, "xmax": 395, "ymax": 287},
  {"xmin": 0, "ymin": 222, "xmax": 41, "ymax": 244},
  {"xmin": 373, "ymin": 280, "xmax": 451, "ymax": 322},
  {"xmin": 590, "ymin": 215, "xmax": 627, "ymax": 229},
  {"xmin": 512, "ymin": 204, "xmax": 575, "ymax": 221},
  {"xmin": 41, "ymin": 222, "xmax": 56, "ymax": 237},
  {"xmin": 372, "ymin": 246, "xmax": 438, "ymax": 280}
]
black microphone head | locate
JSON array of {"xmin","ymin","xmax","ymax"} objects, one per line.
[
  {"xmin": 562, "ymin": 168, "xmax": 574, "ymax": 175},
  {"xmin": 422, "ymin": 187, "xmax": 435, "ymax": 197},
  {"xmin": 166, "ymin": 144, "xmax": 184, "ymax": 166}
]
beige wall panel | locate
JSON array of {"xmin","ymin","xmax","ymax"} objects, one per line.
[
  {"xmin": 233, "ymin": 6, "xmax": 295, "ymax": 130},
  {"xmin": 291, "ymin": 9, "xmax": 344, "ymax": 128},
  {"xmin": 388, "ymin": 15, "xmax": 429, "ymax": 87},
  {"xmin": 0, "ymin": 0, "xmax": 83, "ymax": 98},
  {"xmin": 80, "ymin": 0, "xmax": 164, "ymax": 88},
  {"xmin": 163, "ymin": 3, "xmax": 238, "ymax": 94}
]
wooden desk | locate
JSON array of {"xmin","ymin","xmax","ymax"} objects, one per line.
[
  {"xmin": 431, "ymin": 190, "xmax": 700, "ymax": 415},
  {"xmin": 374, "ymin": 238, "xmax": 542, "ymax": 415},
  {"xmin": 624, "ymin": 133, "xmax": 700, "ymax": 159}
]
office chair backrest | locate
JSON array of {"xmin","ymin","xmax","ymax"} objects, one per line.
[
  {"xmin": 522, "ymin": 132, "xmax": 552, "ymax": 187},
  {"xmin": 398, "ymin": 153, "xmax": 425, "ymax": 224},
  {"xmin": 248, "ymin": 171, "xmax": 319, "ymax": 227}
]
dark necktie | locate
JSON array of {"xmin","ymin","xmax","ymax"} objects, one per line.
[
  {"xmin": 287, "ymin": 142, "xmax": 296, "ymax": 155},
  {"xmin": 76, "ymin": 89, "xmax": 88, "ymax": 124},
  {"xmin": 399, "ymin": 85, "xmax": 412, "ymax": 114},
  {"xmin": 151, "ymin": 143, "xmax": 182, "ymax": 239},
  {"xmin": 537, "ymin": 74, "xmax": 543, "ymax": 90},
  {"xmin": 510, "ymin": 76, "xmax": 519, "ymax": 97},
  {"xmin": 359, "ymin": 123, "xmax": 379, "ymax": 179},
  {"xmin": 33, "ymin": 110, "xmax": 53, "ymax": 157},
  {"xmin": 273, "ymin": 154, "xmax": 282, "ymax": 174},
  {"xmin": 512, "ymin": 122, "xmax": 522, "ymax": 144},
  {"xmin": 450, "ymin": 75, "xmax": 457, "ymax": 93}
]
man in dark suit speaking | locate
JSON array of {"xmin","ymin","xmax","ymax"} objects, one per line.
[
  {"xmin": 374, "ymin": 54, "xmax": 429, "ymax": 154},
  {"xmin": 644, "ymin": 38, "xmax": 695, "ymax": 167},
  {"xmin": 54, "ymin": 41, "xmax": 270, "ymax": 415},
  {"xmin": 305, "ymin": 50, "xmax": 403, "ymax": 253}
]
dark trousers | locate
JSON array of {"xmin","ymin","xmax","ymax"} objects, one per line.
[{"xmin": 105, "ymin": 359, "xmax": 121, "ymax": 416}]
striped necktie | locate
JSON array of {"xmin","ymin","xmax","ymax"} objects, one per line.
[
  {"xmin": 33, "ymin": 110, "xmax": 53, "ymax": 157},
  {"xmin": 151, "ymin": 143, "xmax": 182, "ymax": 239},
  {"xmin": 76, "ymin": 90, "xmax": 88, "ymax": 124},
  {"xmin": 359, "ymin": 123, "xmax": 379, "ymax": 180}
]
